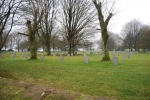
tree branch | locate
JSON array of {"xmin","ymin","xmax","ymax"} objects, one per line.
[
  {"xmin": 18, "ymin": 32, "xmax": 29, "ymax": 36},
  {"xmin": 105, "ymin": 13, "xmax": 113, "ymax": 25}
]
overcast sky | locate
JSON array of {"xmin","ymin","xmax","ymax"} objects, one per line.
[{"xmin": 109, "ymin": 0, "xmax": 150, "ymax": 34}]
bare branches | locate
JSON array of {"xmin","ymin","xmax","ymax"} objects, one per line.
[
  {"xmin": 0, "ymin": 0, "xmax": 21, "ymax": 51},
  {"xmin": 18, "ymin": 32, "xmax": 29, "ymax": 36},
  {"xmin": 105, "ymin": 13, "xmax": 113, "ymax": 25},
  {"xmin": 93, "ymin": 0, "xmax": 116, "ymax": 61},
  {"xmin": 60, "ymin": 0, "xmax": 95, "ymax": 54}
]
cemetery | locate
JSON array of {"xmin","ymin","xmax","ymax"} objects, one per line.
[
  {"xmin": 0, "ymin": 51, "xmax": 150, "ymax": 99},
  {"xmin": 1, "ymin": 0, "xmax": 150, "ymax": 99}
]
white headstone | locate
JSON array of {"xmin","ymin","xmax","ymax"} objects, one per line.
[
  {"xmin": 67, "ymin": 54, "xmax": 70, "ymax": 58},
  {"xmin": 24, "ymin": 54, "xmax": 27, "ymax": 60},
  {"xmin": 83, "ymin": 54, "xmax": 89, "ymax": 64},
  {"xmin": 12, "ymin": 53, "xmax": 15, "ymax": 59},
  {"xmin": 113, "ymin": 57, "xmax": 118, "ymax": 66},
  {"xmin": 71, "ymin": 53, "xmax": 73, "ymax": 56},
  {"xmin": 53, "ymin": 54, "xmax": 56, "ymax": 58},
  {"xmin": 60, "ymin": 54, "xmax": 64, "ymax": 62},
  {"xmin": 41, "ymin": 53, "xmax": 44, "ymax": 60},
  {"xmin": 128, "ymin": 52, "xmax": 131, "ymax": 58},
  {"xmin": 1, "ymin": 54, "xmax": 4, "ymax": 59}
]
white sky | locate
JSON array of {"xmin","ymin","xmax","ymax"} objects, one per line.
[{"xmin": 109, "ymin": 0, "xmax": 150, "ymax": 34}]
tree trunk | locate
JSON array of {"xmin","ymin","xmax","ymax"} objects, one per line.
[
  {"xmin": 29, "ymin": 32, "xmax": 37, "ymax": 59},
  {"xmin": 93, "ymin": 0, "xmax": 113, "ymax": 61},
  {"xmin": 46, "ymin": 41, "xmax": 51, "ymax": 55},
  {"xmin": 53, "ymin": 42, "xmax": 55, "ymax": 52},
  {"xmin": 68, "ymin": 41, "xmax": 72, "ymax": 55},
  {"xmin": 17, "ymin": 42, "xmax": 20, "ymax": 52},
  {"xmin": 101, "ymin": 29, "xmax": 111, "ymax": 61},
  {"xmin": 27, "ymin": 20, "xmax": 37, "ymax": 59}
]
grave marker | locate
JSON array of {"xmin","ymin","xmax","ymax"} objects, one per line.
[
  {"xmin": 83, "ymin": 54, "xmax": 89, "ymax": 64},
  {"xmin": 12, "ymin": 53, "xmax": 15, "ymax": 59},
  {"xmin": 71, "ymin": 53, "xmax": 73, "ymax": 56},
  {"xmin": 128, "ymin": 52, "xmax": 131, "ymax": 58},
  {"xmin": 41, "ymin": 53, "xmax": 44, "ymax": 60},
  {"xmin": 67, "ymin": 54, "xmax": 70, "ymax": 58},
  {"xmin": 113, "ymin": 57, "xmax": 118, "ymax": 66},
  {"xmin": 24, "ymin": 54, "xmax": 27, "ymax": 60},
  {"xmin": 1, "ymin": 54, "xmax": 4, "ymax": 59},
  {"xmin": 53, "ymin": 54, "xmax": 56, "ymax": 58},
  {"xmin": 60, "ymin": 54, "xmax": 64, "ymax": 62}
]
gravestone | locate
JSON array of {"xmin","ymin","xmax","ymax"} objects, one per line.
[
  {"xmin": 111, "ymin": 52, "xmax": 115, "ymax": 58},
  {"xmin": 60, "ymin": 54, "xmax": 64, "ymax": 62},
  {"xmin": 14, "ymin": 52, "xmax": 16, "ymax": 56},
  {"xmin": 71, "ymin": 53, "xmax": 73, "ymax": 56},
  {"xmin": 113, "ymin": 57, "xmax": 118, "ymax": 66},
  {"xmin": 83, "ymin": 54, "xmax": 89, "ymax": 64},
  {"xmin": 128, "ymin": 52, "xmax": 131, "ymax": 58},
  {"xmin": 1, "ymin": 54, "xmax": 4, "ymax": 59},
  {"xmin": 22, "ymin": 52, "xmax": 24, "ymax": 57},
  {"xmin": 83, "ymin": 53, "xmax": 87, "ymax": 59},
  {"xmin": 12, "ymin": 53, "xmax": 15, "ymax": 59},
  {"xmin": 41, "ymin": 53, "xmax": 44, "ymax": 60},
  {"xmin": 67, "ymin": 54, "xmax": 70, "ymax": 58},
  {"xmin": 53, "ymin": 54, "xmax": 56, "ymax": 58},
  {"xmin": 24, "ymin": 54, "xmax": 27, "ymax": 60},
  {"xmin": 123, "ymin": 53, "xmax": 126, "ymax": 60},
  {"xmin": 123, "ymin": 54, "xmax": 126, "ymax": 60}
]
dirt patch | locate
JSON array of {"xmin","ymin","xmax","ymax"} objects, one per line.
[
  {"xmin": 0, "ymin": 78, "xmax": 113, "ymax": 100},
  {"xmin": 0, "ymin": 69, "xmax": 16, "ymax": 79}
]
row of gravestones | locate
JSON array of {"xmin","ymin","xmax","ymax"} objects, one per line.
[
  {"xmin": 0, "ymin": 52, "xmax": 17, "ymax": 59},
  {"xmin": 21, "ymin": 52, "xmax": 29, "ymax": 60},
  {"xmin": 0, "ymin": 51, "xmax": 136, "ymax": 65},
  {"xmin": 51, "ymin": 53, "xmax": 73, "ymax": 58},
  {"xmin": 40, "ymin": 53, "xmax": 89, "ymax": 63},
  {"xmin": 112, "ymin": 51, "xmax": 136, "ymax": 66}
]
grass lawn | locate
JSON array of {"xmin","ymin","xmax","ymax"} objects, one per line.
[{"xmin": 0, "ymin": 52, "xmax": 150, "ymax": 100}]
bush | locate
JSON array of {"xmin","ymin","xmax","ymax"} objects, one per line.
[{"xmin": 7, "ymin": 49, "xmax": 14, "ymax": 52}]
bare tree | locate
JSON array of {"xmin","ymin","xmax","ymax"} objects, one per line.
[
  {"xmin": 108, "ymin": 32, "xmax": 122, "ymax": 50},
  {"xmin": 18, "ymin": 0, "xmax": 44, "ymax": 59},
  {"xmin": 139, "ymin": 25, "xmax": 150, "ymax": 51},
  {"xmin": 0, "ymin": 0, "xmax": 21, "ymax": 51},
  {"xmin": 60, "ymin": 0, "xmax": 95, "ymax": 55},
  {"xmin": 39, "ymin": 0, "xmax": 58, "ymax": 55},
  {"xmin": 97, "ymin": 32, "xmax": 122, "ymax": 51},
  {"xmin": 20, "ymin": 40, "xmax": 29, "ymax": 51},
  {"xmin": 121, "ymin": 19, "xmax": 142, "ymax": 51},
  {"xmin": 92, "ymin": 0, "xmax": 116, "ymax": 61}
]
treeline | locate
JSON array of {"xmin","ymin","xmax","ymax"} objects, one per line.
[
  {"xmin": 0, "ymin": 0, "xmax": 96, "ymax": 57},
  {"xmin": 1, "ymin": 0, "xmax": 150, "ymax": 59},
  {"xmin": 97, "ymin": 19, "xmax": 150, "ymax": 52}
]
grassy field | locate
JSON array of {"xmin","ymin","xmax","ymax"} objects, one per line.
[{"xmin": 0, "ymin": 52, "xmax": 150, "ymax": 100}]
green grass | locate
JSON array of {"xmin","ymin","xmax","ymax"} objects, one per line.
[{"xmin": 0, "ymin": 52, "xmax": 150, "ymax": 100}]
